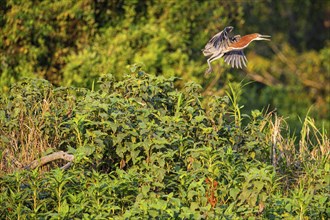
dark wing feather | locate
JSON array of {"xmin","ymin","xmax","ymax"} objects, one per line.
[
  {"xmin": 223, "ymin": 50, "xmax": 247, "ymax": 69},
  {"xmin": 202, "ymin": 26, "xmax": 233, "ymax": 56},
  {"xmin": 230, "ymin": 35, "xmax": 241, "ymax": 43}
]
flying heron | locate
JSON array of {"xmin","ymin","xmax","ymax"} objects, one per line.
[{"xmin": 202, "ymin": 26, "xmax": 271, "ymax": 75}]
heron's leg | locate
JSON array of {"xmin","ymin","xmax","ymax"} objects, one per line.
[
  {"xmin": 205, "ymin": 53, "xmax": 223, "ymax": 75},
  {"xmin": 205, "ymin": 57, "xmax": 213, "ymax": 75}
]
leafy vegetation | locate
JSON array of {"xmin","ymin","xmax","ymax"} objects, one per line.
[
  {"xmin": 1, "ymin": 0, "xmax": 329, "ymax": 131},
  {"xmin": 0, "ymin": 0, "xmax": 329, "ymax": 219},
  {"xmin": 1, "ymin": 71, "xmax": 329, "ymax": 218}
]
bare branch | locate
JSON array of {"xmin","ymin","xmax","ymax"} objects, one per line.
[{"xmin": 24, "ymin": 151, "xmax": 74, "ymax": 170}]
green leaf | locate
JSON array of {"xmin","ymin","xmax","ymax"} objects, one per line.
[
  {"xmin": 230, "ymin": 188, "xmax": 240, "ymax": 200},
  {"xmin": 142, "ymin": 185, "xmax": 150, "ymax": 196}
]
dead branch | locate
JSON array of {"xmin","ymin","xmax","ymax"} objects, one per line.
[
  {"xmin": 24, "ymin": 151, "xmax": 74, "ymax": 170},
  {"xmin": 60, "ymin": 162, "xmax": 73, "ymax": 170}
]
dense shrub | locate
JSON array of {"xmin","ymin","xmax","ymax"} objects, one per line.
[{"xmin": 0, "ymin": 70, "xmax": 328, "ymax": 219}]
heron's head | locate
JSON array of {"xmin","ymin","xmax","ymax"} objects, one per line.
[{"xmin": 255, "ymin": 33, "xmax": 271, "ymax": 41}]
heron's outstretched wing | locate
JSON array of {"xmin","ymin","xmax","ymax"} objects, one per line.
[
  {"xmin": 223, "ymin": 50, "xmax": 247, "ymax": 69},
  {"xmin": 202, "ymin": 26, "xmax": 233, "ymax": 56}
]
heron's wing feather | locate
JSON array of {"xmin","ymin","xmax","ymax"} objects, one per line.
[
  {"xmin": 223, "ymin": 50, "xmax": 247, "ymax": 69},
  {"xmin": 203, "ymin": 27, "xmax": 232, "ymax": 55},
  {"xmin": 230, "ymin": 35, "xmax": 241, "ymax": 43}
]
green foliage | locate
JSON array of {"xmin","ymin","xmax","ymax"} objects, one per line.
[
  {"xmin": 241, "ymin": 44, "xmax": 330, "ymax": 134},
  {"xmin": 0, "ymin": 0, "xmax": 96, "ymax": 89},
  {"xmin": 1, "ymin": 0, "xmax": 329, "ymax": 132},
  {"xmin": 1, "ymin": 71, "xmax": 328, "ymax": 218},
  {"xmin": 0, "ymin": 0, "xmax": 329, "ymax": 218},
  {"xmin": 61, "ymin": 0, "xmax": 244, "ymax": 89}
]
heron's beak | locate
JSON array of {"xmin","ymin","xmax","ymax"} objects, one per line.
[{"xmin": 258, "ymin": 35, "xmax": 271, "ymax": 41}]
